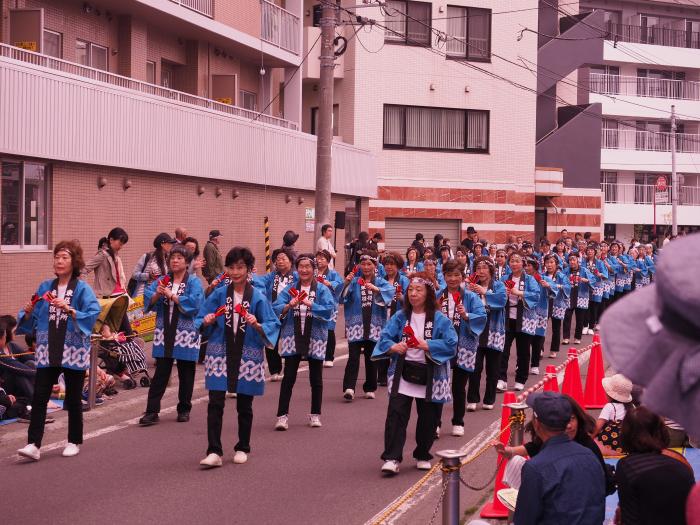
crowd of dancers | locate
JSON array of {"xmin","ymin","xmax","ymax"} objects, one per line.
[{"xmin": 13, "ymin": 227, "xmax": 657, "ymax": 474}]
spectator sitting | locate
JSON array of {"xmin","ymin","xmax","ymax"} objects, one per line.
[
  {"xmin": 513, "ymin": 391, "xmax": 606, "ymax": 525},
  {"xmin": 614, "ymin": 406, "xmax": 695, "ymax": 525},
  {"xmin": 594, "ymin": 374, "xmax": 635, "ymax": 455},
  {"xmin": 0, "ymin": 317, "xmax": 35, "ymax": 400},
  {"xmin": 0, "ymin": 385, "xmax": 30, "ymax": 422}
]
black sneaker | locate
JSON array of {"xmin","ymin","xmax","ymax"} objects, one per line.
[
  {"xmin": 176, "ymin": 412, "xmax": 190, "ymax": 423},
  {"xmin": 139, "ymin": 413, "xmax": 159, "ymax": 426}
]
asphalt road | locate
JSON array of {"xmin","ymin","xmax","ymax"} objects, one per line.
[{"xmin": 0, "ymin": 330, "xmax": 599, "ymax": 525}]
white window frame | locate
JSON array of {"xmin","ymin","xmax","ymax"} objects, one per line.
[
  {"xmin": 76, "ymin": 39, "xmax": 109, "ymax": 71},
  {"xmin": 43, "ymin": 29, "xmax": 63, "ymax": 59}
]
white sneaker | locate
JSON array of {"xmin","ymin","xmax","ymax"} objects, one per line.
[
  {"xmin": 496, "ymin": 380, "xmax": 507, "ymax": 392},
  {"xmin": 226, "ymin": 392, "xmax": 238, "ymax": 398},
  {"xmin": 466, "ymin": 403, "xmax": 477, "ymax": 412},
  {"xmin": 416, "ymin": 460, "xmax": 431, "ymax": 470},
  {"xmin": 343, "ymin": 389, "xmax": 355, "ymax": 401},
  {"xmin": 381, "ymin": 460, "xmax": 400, "ymax": 474},
  {"xmin": 365, "ymin": 391, "xmax": 375, "ymax": 400},
  {"xmin": 594, "ymin": 324, "xmax": 600, "ymax": 332},
  {"xmin": 574, "ymin": 339, "xmax": 581, "ymax": 345},
  {"xmin": 482, "ymin": 404, "xmax": 494, "ymax": 410},
  {"xmin": 309, "ymin": 414, "xmax": 322, "ymax": 428},
  {"xmin": 514, "ymin": 382, "xmax": 525, "ymax": 391},
  {"xmin": 275, "ymin": 415, "xmax": 289, "ymax": 431},
  {"xmin": 452, "ymin": 425, "xmax": 465, "ymax": 437},
  {"xmin": 62, "ymin": 443, "xmax": 80, "ymax": 457},
  {"xmin": 17, "ymin": 443, "xmax": 40, "ymax": 461},
  {"xmin": 199, "ymin": 453, "xmax": 223, "ymax": 468},
  {"xmin": 323, "ymin": 361, "xmax": 334, "ymax": 368},
  {"xmin": 270, "ymin": 373, "xmax": 283, "ymax": 382},
  {"xmin": 562, "ymin": 339, "xmax": 570, "ymax": 345},
  {"xmin": 434, "ymin": 426, "xmax": 441, "ymax": 439},
  {"xmin": 233, "ymin": 451, "xmax": 248, "ymax": 464},
  {"xmin": 530, "ymin": 367, "xmax": 540, "ymax": 376}
]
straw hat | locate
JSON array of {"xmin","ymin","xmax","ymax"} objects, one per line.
[{"xmin": 601, "ymin": 374, "xmax": 633, "ymax": 403}]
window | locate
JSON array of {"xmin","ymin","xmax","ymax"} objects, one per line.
[
  {"xmin": 590, "ymin": 65, "xmax": 620, "ymax": 94},
  {"xmin": 384, "ymin": 0, "xmax": 432, "ymax": 46},
  {"xmin": 311, "ymin": 105, "xmax": 340, "ymax": 136},
  {"xmin": 43, "ymin": 29, "xmax": 62, "ymax": 58},
  {"xmin": 239, "ymin": 90, "xmax": 257, "ymax": 111},
  {"xmin": 76, "ymin": 39, "xmax": 108, "ymax": 71},
  {"xmin": 600, "ymin": 171, "xmax": 618, "ymax": 203},
  {"xmin": 383, "ymin": 104, "xmax": 489, "ymax": 152},
  {"xmin": 146, "ymin": 61, "xmax": 156, "ymax": 84},
  {"xmin": 446, "ymin": 6, "xmax": 491, "ymax": 61},
  {"xmin": 1, "ymin": 161, "xmax": 50, "ymax": 248}
]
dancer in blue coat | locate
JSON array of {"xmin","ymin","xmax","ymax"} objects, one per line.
[
  {"xmin": 372, "ymin": 272, "xmax": 458, "ymax": 475},
  {"xmin": 542, "ymin": 254, "xmax": 570, "ymax": 359},
  {"xmin": 562, "ymin": 254, "xmax": 598, "ymax": 344},
  {"xmin": 401, "ymin": 246, "xmax": 424, "ymax": 276},
  {"xmin": 315, "ymin": 250, "xmax": 344, "ymax": 368},
  {"xmin": 525, "ymin": 258, "xmax": 558, "ymax": 376},
  {"xmin": 378, "ymin": 252, "xmax": 410, "ymax": 386},
  {"xmin": 582, "ymin": 244, "xmax": 608, "ymax": 335}
]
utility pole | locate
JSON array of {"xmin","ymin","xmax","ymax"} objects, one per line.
[
  {"xmin": 671, "ymin": 104, "xmax": 678, "ymax": 237},
  {"xmin": 314, "ymin": 1, "xmax": 337, "ymax": 244}
]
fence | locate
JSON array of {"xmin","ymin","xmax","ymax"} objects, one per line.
[
  {"xmin": 601, "ymin": 183, "xmax": 700, "ymax": 206},
  {"xmin": 601, "ymin": 128, "xmax": 700, "ymax": 154},
  {"xmin": 606, "ymin": 22, "xmax": 700, "ymax": 49},
  {"xmin": 590, "ymin": 72, "xmax": 700, "ymax": 101},
  {"xmin": 261, "ymin": 0, "xmax": 301, "ymax": 55}
]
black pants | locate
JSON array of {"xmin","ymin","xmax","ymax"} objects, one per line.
[
  {"xmin": 206, "ymin": 391, "xmax": 254, "ymax": 455},
  {"xmin": 266, "ymin": 342, "xmax": 283, "ymax": 375},
  {"xmin": 377, "ymin": 360, "xmax": 389, "ymax": 386},
  {"xmin": 530, "ymin": 335, "xmax": 545, "ymax": 368},
  {"xmin": 499, "ymin": 319, "xmax": 531, "ymax": 384},
  {"xmin": 586, "ymin": 301, "xmax": 601, "ymax": 329},
  {"xmin": 563, "ymin": 308, "xmax": 586, "ymax": 341},
  {"xmin": 324, "ymin": 330, "xmax": 336, "ymax": 362},
  {"xmin": 382, "ymin": 393, "xmax": 441, "ymax": 462},
  {"xmin": 277, "ymin": 356, "xmax": 323, "ymax": 416},
  {"xmin": 343, "ymin": 341, "xmax": 377, "ymax": 393},
  {"xmin": 145, "ymin": 358, "xmax": 196, "ymax": 415},
  {"xmin": 467, "ymin": 346, "xmax": 501, "ymax": 406},
  {"xmin": 549, "ymin": 318, "xmax": 562, "ymax": 355},
  {"xmin": 451, "ymin": 367, "xmax": 470, "ymax": 426},
  {"xmin": 28, "ymin": 367, "xmax": 85, "ymax": 447}
]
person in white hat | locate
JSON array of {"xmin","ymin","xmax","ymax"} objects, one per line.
[{"xmin": 593, "ymin": 374, "xmax": 635, "ymax": 455}]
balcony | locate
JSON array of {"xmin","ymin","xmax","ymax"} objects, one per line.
[
  {"xmin": 600, "ymin": 129, "xmax": 700, "ymax": 172},
  {"xmin": 261, "ymin": 0, "xmax": 301, "ymax": 55},
  {"xmin": 606, "ymin": 22, "xmax": 700, "ymax": 49},
  {"xmin": 601, "ymin": 129, "xmax": 700, "ymax": 153},
  {"xmin": 0, "ymin": 46, "xmax": 376, "ymax": 198},
  {"xmin": 0, "ymin": 43, "xmax": 296, "ymax": 130},
  {"xmin": 601, "ymin": 183, "xmax": 700, "ymax": 205},
  {"xmin": 169, "ymin": 0, "xmax": 213, "ymax": 18},
  {"xmin": 601, "ymin": 183, "xmax": 700, "ymax": 225}
]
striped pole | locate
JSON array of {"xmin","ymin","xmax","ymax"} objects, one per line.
[{"xmin": 264, "ymin": 216, "xmax": 271, "ymax": 272}]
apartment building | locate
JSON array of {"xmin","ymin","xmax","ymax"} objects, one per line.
[
  {"xmin": 299, "ymin": 0, "xmax": 604, "ymax": 250},
  {"xmin": 0, "ymin": 0, "xmax": 376, "ymax": 313},
  {"xmin": 579, "ymin": 0, "xmax": 700, "ymax": 243}
]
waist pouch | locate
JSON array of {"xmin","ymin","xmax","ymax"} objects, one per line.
[{"xmin": 402, "ymin": 360, "xmax": 428, "ymax": 385}]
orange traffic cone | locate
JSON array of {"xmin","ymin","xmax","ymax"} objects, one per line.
[
  {"xmin": 544, "ymin": 365, "xmax": 559, "ymax": 392},
  {"xmin": 584, "ymin": 342, "xmax": 607, "ymax": 408},
  {"xmin": 561, "ymin": 348, "xmax": 584, "ymax": 406},
  {"xmin": 480, "ymin": 391, "xmax": 516, "ymax": 519},
  {"xmin": 592, "ymin": 333, "xmax": 601, "ymax": 345}
]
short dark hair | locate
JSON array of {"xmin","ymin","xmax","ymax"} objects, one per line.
[
  {"xmin": 53, "ymin": 239, "xmax": 86, "ymax": 279},
  {"xmin": 315, "ymin": 249, "xmax": 332, "ymax": 262},
  {"xmin": 107, "ymin": 227, "xmax": 129, "ymax": 244},
  {"xmin": 168, "ymin": 244, "xmax": 191, "ymax": 263},
  {"xmin": 321, "ymin": 224, "xmax": 332, "ymax": 234},
  {"xmin": 455, "ymin": 246, "xmax": 468, "ymax": 256},
  {"xmin": 271, "ymin": 247, "xmax": 295, "ymax": 266},
  {"xmin": 382, "ymin": 252, "xmax": 404, "ymax": 268},
  {"xmin": 225, "ymin": 247, "xmax": 255, "ymax": 269},
  {"xmin": 442, "ymin": 260, "xmax": 465, "ymax": 275},
  {"xmin": 0, "ymin": 317, "xmax": 8, "ymax": 343},
  {"xmin": 621, "ymin": 406, "xmax": 670, "ymax": 454},
  {"xmin": 182, "ymin": 236, "xmax": 200, "ymax": 258},
  {"xmin": 0, "ymin": 315, "xmax": 16, "ymax": 343}
]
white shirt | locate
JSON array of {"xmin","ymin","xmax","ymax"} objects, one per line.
[
  {"xmin": 398, "ymin": 312, "xmax": 428, "ymax": 399},
  {"xmin": 299, "ymin": 285, "xmax": 311, "ymax": 334},
  {"xmin": 599, "ymin": 402, "xmax": 626, "ymax": 422},
  {"xmin": 233, "ymin": 291, "xmax": 243, "ymax": 331},
  {"xmin": 169, "ymin": 282, "xmax": 183, "ymax": 322},
  {"xmin": 508, "ymin": 275, "xmax": 521, "ymax": 319},
  {"xmin": 316, "ymin": 237, "xmax": 336, "ymax": 269},
  {"xmin": 57, "ymin": 284, "xmax": 68, "ymax": 300},
  {"xmin": 447, "ymin": 293, "xmax": 456, "ymax": 321}
]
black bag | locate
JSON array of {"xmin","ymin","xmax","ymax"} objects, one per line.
[
  {"xmin": 402, "ymin": 361, "xmax": 428, "ymax": 385},
  {"xmin": 127, "ymin": 252, "xmax": 152, "ymax": 296}
]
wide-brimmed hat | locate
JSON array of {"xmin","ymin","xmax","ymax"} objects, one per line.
[
  {"xmin": 600, "ymin": 233, "xmax": 700, "ymax": 437},
  {"xmin": 601, "ymin": 374, "xmax": 633, "ymax": 403}
]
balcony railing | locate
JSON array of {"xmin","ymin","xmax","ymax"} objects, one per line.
[
  {"xmin": 601, "ymin": 182, "xmax": 700, "ymax": 205},
  {"xmin": 606, "ymin": 22, "xmax": 700, "ymax": 49},
  {"xmin": 0, "ymin": 43, "xmax": 297, "ymax": 130},
  {"xmin": 590, "ymin": 72, "xmax": 700, "ymax": 101},
  {"xmin": 601, "ymin": 129, "xmax": 700, "ymax": 153},
  {"xmin": 169, "ymin": 0, "xmax": 213, "ymax": 18},
  {"xmin": 261, "ymin": 0, "xmax": 300, "ymax": 55}
]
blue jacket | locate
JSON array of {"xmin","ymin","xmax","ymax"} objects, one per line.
[
  {"xmin": 342, "ymin": 275, "xmax": 396, "ymax": 342},
  {"xmin": 437, "ymin": 287, "xmax": 487, "ymax": 372}
]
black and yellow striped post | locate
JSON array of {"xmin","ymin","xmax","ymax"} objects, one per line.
[{"xmin": 264, "ymin": 216, "xmax": 271, "ymax": 272}]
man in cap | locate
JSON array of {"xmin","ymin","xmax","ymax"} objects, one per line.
[
  {"xmin": 461, "ymin": 226, "xmax": 478, "ymax": 251},
  {"xmin": 514, "ymin": 392, "xmax": 605, "ymax": 525},
  {"xmin": 203, "ymin": 230, "xmax": 224, "ymax": 283}
]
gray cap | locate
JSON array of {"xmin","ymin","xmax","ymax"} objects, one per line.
[
  {"xmin": 600, "ymin": 232, "xmax": 700, "ymax": 437},
  {"xmin": 525, "ymin": 392, "xmax": 572, "ymax": 431}
]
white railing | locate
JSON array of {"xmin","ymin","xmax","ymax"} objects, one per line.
[
  {"xmin": 169, "ymin": 0, "xmax": 213, "ymax": 18},
  {"xmin": 601, "ymin": 128, "xmax": 700, "ymax": 153},
  {"xmin": 601, "ymin": 183, "xmax": 700, "ymax": 205},
  {"xmin": 0, "ymin": 42, "xmax": 297, "ymax": 130},
  {"xmin": 261, "ymin": 0, "xmax": 300, "ymax": 55},
  {"xmin": 590, "ymin": 73, "xmax": 700, "ymax": 101}
]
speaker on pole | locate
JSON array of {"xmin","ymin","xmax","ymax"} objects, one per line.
[{"xmin": 334, "ymin": 211, "xmax": 346, "ymax": 230}]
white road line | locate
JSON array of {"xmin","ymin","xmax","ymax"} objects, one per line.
[
  {"xmin": 7, "ymin": 353, "xmax": 350, "ymax": 460},
  {"xmin": 365, "ymin": 350, "xmax": 593, "ymax": 525}
]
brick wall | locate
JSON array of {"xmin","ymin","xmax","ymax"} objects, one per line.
[
  {"xmin": 215, "ymin": 0, "xmax": 260, "ymax": 40},
  {"xmin": 0, "ymin": 159, "xmax": 355, "ymax": 314}
]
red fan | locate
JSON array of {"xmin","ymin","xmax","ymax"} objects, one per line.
[
  {"xmin": 395, "ymin": 285, "xmax": 402, "ymax": 294},
  {"xmin": 214, "ymin": 305, "xmax": 227, "ymax": 318},
  {"xmin": 216, "ymin": 272, "xmax": 227, "ymax": 282},
  {"xmin": 159, "ymin": 275, "xmax": 171, "ymax": 287},
  {"xmin": 468, "ymin": 274, "xmax": 478, "ymax": 285},
  {"xmin": 289, "ymin": 287, "xmax": 299, "ymax": 298},
  {"xmin": 298, "ymin": 290, "xmax": 308, "ymax": 301},
  {"xmin": 352, "ymin": 265, "xmax": 359, "ymax": 274},
  {"xmin": 316, "ymin": 275, "xmax": 326, "ymax": 283},
  {"xmin": 533, "ymin": 273, "xmax": 542, "ymax": 283},
  {"xmin": 402, "ymin": 326, "xmax": 420, "ymax": 348},
  {"xmin": 234, "ymin": 304, "xmax": 248, "ymax": 317},
  {"xmin": 43, "ymin": 291, "xmax": 57, "ymax": 302},
  {"xmin": 451, "ymin": 291, "xmax": 462, "ymax": 305},
  {"xmin": 505, "ymin": 280, "xmax": 515, "ymax": 290},
  {"xmin": 357, "ymin": 278, "xmax": 366, "ymax": 287},
  {"xmin": 569, "ymin": 275, "xmax": 579, "ymax": 284},
  {"xmin": 30, "ymin": 293, "xmax": 41, "ymax": 306}
]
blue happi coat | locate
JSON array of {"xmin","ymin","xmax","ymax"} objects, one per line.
[
  {"xmin": 401, "ymin": 261, "xmax": 424, "ymax": 276},
  {"xmin": 606, "ymin": 255, "xmax": 623, "ymax": 295},
  {"xmin": 563, "ymin": 266, "xmax": 598, "ymax": 309},
  {"xmin": 372, "ymin": 310, "xmax": 458, "ymax": 403},
  {"xmin": 195, "ymin": 285, "xmax": 280, "ymax": 395},
  {"xmin": 273, "ymin": 279, "xmax": 335, "ymax": 360},
  {"xmin": 316, "ymin": 269, "xmax": 344, "ymax": 331},
  {"xmin": 620, "ymin": 254, "xmax": 634, "ymax": 291},
  {"xmin": 545, "ymin": 271, "xmax": 571, "ymax": 320},
  {"xmin": 478, "ymin": 280, "xmax": 507, "ymax": 351},
  {"xmin": 533, "ymin": 274, "xmax": 559, "ymax": 337},
  {"xmin": 633, "ymin": 257, "xmax": 650, "ymax": 287},
  {"xmin": 145, "ymin": 274, "xmax": 203, "ymax": 361},
  {"xmin": 17, "ymin": 279, "xmax": 101, "ymax": 371},
  {"xmin": 583, "ymin": 258, "xmax": 608, "ymax": 303},
  {"xmin": 343, "ymin": 275, "xmax": 397, "ymax": 342},
  {"xmin": 385, "ymin": 274, "xmax": 411, "ymax": 319},
  {"xmin": 508, "ymin": 273, "xmax": 541, "ymax": 335},
  {"xmin": 253, "ymin": 270, "xmax": 299, "ymax": 301},
  {"xmin": 437, "ymin": 287, "xmax": 487, "ymax": 372},
  {"xmin": 494, "ymin": 265, "xmax": 510, "ymax": 282}
]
